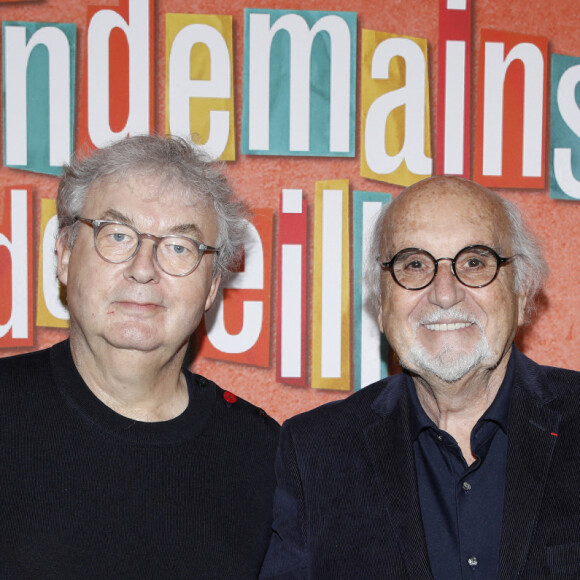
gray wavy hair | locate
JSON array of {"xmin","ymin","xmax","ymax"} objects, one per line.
[
  {"xmin": 365, "ymin": 182, "xmax": 549, "ymax": 324},
  {"xmin": 57, "ymin": 134, "xmax": 248, "ymax": 278}
]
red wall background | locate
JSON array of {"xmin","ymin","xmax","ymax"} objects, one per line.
[{"xmin": 0, "ymin": 0, "xmax": 579, "ymax": 423}]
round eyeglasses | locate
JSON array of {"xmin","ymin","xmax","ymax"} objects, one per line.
[
  {"xmin": 379, "ymin": 245, "xmax": 516, "ymax": 290},
  {"xmin": 76, "ymin": 217, "xmax": 219, "ymax": 277}
]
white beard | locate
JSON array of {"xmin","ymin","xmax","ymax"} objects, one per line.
[{"xmin": 402, "ymin": 307, "xmax": 494, "ymax": 382}]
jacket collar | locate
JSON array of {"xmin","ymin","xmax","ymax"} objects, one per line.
[
  {"xmin": 498, "ymin": 347, "xmax": 561, "ymax": 579},
  {"xmin": 365, "ymin": 372, "xmax": 434, "ymax": 579}
]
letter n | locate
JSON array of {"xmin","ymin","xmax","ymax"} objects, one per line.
[
  {"xmin": 474, "ymin": 29, "xmax": 548, "ymax": 189},
  {"xmin": 3, "ymin": 22, "xmax": 76, "ymax": 175}
]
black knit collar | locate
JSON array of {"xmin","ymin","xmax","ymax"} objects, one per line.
[{"xmin": 50, "ymin": 340, "xmax": 216, "ymax": 445}]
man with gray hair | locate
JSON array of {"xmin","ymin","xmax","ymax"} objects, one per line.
[
  {"xmin": 260, "ymin": 176, "xmax": 580, "ymax": 579},
  {"xmin": 0, "ymin": 135, "xmax": 279, "ymax": 578}
]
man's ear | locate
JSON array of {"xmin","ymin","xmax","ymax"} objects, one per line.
[
  {"xmin": 377, "ymin": 302, "xmax": 385, "ymax": 334},
  {"xmin": 517, "ymin": 291, "xmax": 529, "ymax": 327},
  {"xmin": 56, "ymin": 235, "xmax": 71, "ymax": 286},
  {"xmin": 204, "ymin": 274, "xmax": 222, "ymax": 312}
]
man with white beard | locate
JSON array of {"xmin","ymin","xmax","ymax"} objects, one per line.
[{"xmin": 260, "ymin": 176, "xmax": 580, "ymax": 580}]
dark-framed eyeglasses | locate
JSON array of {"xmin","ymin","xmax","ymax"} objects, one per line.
[
  {"xmin": 75, "ymin": 217, "xmax": 219, "ymax": 277},
  {"xmin": 378, "ymin": 245, "xmax": 517, "ymax": 290}
]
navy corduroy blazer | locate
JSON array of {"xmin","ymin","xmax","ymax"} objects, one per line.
[{"xmin": 260, "ymin": 347, "xmax": 580, "ymax": 579}]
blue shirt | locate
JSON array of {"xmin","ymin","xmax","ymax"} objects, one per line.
[{"xmin": 408, "ymin": 357, "xmax": 514, "ymax": 579}]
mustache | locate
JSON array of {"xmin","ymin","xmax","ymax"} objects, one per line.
[{"xmin": 417, "ymin": 307, "xmax": 482, "ymax": 328}]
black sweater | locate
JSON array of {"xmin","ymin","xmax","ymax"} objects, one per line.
[{"xmin": 0, "ymin": 340, "xmax": 279, "ymax": 579}]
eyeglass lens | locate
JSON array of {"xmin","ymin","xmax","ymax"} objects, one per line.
[
  {"xmin": 95, "ymin": 222, "xmax": 201, "ymax": 276},
  {"xmin": 392, "ymin": 246, "xmax": 499, "ymax": 289}
]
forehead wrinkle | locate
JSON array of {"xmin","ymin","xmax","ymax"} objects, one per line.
[{"xmin": 89, "ymin": 170, "xmax": 208, "ymax": 211}]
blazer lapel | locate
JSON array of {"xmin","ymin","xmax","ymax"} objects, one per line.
[
  {"xmin": 364, "ymin": 380, "xmax": 433, "ymax": 580},
  {"xmin": 497, "ymin": 375, "xmax": 561, "ymax": 580}
]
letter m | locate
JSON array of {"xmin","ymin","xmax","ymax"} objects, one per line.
[{"xmin": 243, "ymin": 9, "xmax": 356, "ymax": 157}]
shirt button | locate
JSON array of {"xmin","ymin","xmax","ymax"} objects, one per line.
[
  {"xmin": 468, "ymin": 556, "xmax": 478, "ymax": 568},
  {"xmin": 437, "ymin": 434, "xmax": 444, "ymax": 441},
  {"xmin": 462, "ymin": 481, "xmax": 472, "ymax": 491}
]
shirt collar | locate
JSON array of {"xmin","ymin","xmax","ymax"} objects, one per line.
[{"xmin": 408, "ymin": 347, "xmax": 515, "ymax": 441}]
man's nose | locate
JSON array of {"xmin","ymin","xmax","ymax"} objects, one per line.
[
  {"xmin": 427, "ymin": 259, "xmax": 465, "ymax": 308},
  {"xmin": 123, "ymin": 239, "xmax": 160, "ymax": 283}
]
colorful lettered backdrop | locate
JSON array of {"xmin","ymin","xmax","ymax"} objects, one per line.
[{"xmin": 0, "ymin": 0, "xmax": 579, "ymax": 424}]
